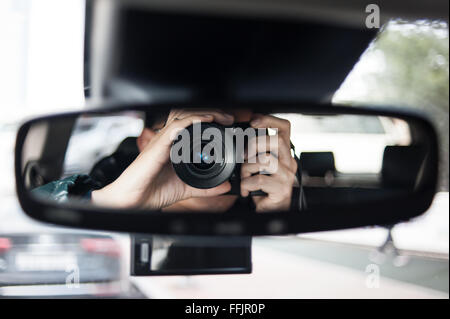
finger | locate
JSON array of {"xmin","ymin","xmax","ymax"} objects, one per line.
[
  {"xmin": 241, "ymin": 163, "xmax": 296, "ymax": 196},
  {"xmin": 241, "ymin": 153, "xmax": 279, "ymax": 178},
  {"xmin": 250, "ymin": 114, "xmax": 291, "ymax": 140},
  {"xmin": 138, "ymin": 114, "xmax": 214, "ymax": 165},
  {"xmin": 189, "ymin": 181, "xmax": 231, "ymax": 198},
  {"xmin": 168, "ymin": 109, "xmax": 234, "ymax": 126},
  {"xmin": 253, "ymin": 196, "xmax": 291, "ymax": 212},
  {"xmin": 246, "ymin": 134, "xmax": 292, "ymax": 167},
  {"xmin": 246, "ymin": 134, "xmax": 278, "ymax": 159},
  {"xmin": 249, "ymin": 114, "xmax": 292, "ymax": 166},
  {"xmin": 240, "ymin": 174, "xmax": 278, "ymax": 197},
  {"xmin": 161, "ymin": 114, "xmax": 214, "ymax": 146}
]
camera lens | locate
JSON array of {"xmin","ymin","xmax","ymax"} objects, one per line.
[
  {"xmin": 170, "ymin": 122, "xmax": 236, "ymax": 189},
  {"xmin": 192, "ymin": 143, "xmax": 215, "ymax": 170}
]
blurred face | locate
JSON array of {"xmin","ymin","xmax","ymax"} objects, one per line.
[{"xmin": 137, "ymin": 109, "xmax": 254, "ymax": 212}]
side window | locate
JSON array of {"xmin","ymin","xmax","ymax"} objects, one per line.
[
  {"xmin": 333, "ymin": 20, "xmax": 449, "ymax": 191},
  {"xmin": 63, "ymin": 113, "xmax": 144, "ymax": 177}
]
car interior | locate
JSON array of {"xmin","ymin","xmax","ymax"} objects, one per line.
[{"xmin": 0, "ymin": 0, "xmax": 447, "ymax": 301}]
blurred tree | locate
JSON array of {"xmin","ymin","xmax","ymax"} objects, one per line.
[{"xmin": 334, "ymin": 19, "xmax": 449, "ymax": 191}]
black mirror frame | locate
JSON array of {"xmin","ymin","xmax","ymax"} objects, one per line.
[{"xmin": 15, "ymin": 101, "xmax": 439, "ymax": 236}]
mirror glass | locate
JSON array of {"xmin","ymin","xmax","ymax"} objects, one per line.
[{"xmin": 20, "ymin": 108, "xmax": 431, "ymax": 214}]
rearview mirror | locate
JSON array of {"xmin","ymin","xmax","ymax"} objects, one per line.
[{"xmin": 15, "ymin": 102, "xmax": 439, "ymax": 236}]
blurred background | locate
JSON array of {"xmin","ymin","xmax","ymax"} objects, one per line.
[{"xmin": 0, "ymin": 0, "xmax": 448, "ymax": 298}]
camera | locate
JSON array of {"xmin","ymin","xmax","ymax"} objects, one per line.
[{"xmin": 170, "ymin": 122, "xmax": 266, "ymax": 195}]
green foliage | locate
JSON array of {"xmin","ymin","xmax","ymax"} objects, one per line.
[{"xmin": 334, "ymin": 20, "xmax": 449, "ymax": 190}]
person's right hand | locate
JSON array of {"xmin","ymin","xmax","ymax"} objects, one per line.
[{"xmin": 91, "ymin": 109, "xmax": 234, "ymax": 209}]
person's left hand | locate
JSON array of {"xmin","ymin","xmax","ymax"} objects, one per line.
[{"xmin": 240, "ymin": 114, "xmax": 298, "ymax": 212}]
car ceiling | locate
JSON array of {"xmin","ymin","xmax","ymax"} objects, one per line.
[
  {"xmin": 121, "ymin": 0, "xmax": 449, "ymax": 27},
  {"xmin": 84, "ymin": 0, "xmax": 448, "ymax": 103}
]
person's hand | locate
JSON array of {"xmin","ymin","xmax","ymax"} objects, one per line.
[
  {"xmin": 240, "ymin": 114, "xmax": 297, "ymax": 212},
  {"xmin": 91, "ymin": 109, "xmax": 234, "ymax": 209}
]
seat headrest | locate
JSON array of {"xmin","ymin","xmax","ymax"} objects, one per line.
[
  {"xmin": 299, "ymin": 152, "xmax": 336, "ymax": 177},
  {"xmin": 382, "ymin": 145, "xmax": 426, "ymax": 189}
]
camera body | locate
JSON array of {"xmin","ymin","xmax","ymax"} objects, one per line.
[{"xmin": 170, "ymin": 122, "xmax": 266, "ymax": 196}]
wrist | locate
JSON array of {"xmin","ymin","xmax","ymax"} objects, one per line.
[{"xmin": 91, "ymin": 185, "xmax": 129, "ymax": 208}]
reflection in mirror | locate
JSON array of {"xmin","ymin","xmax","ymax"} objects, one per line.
[
  {"xmin": 276, "ymin": 113, "xmax": 425, "ymax": 209},
  {"xmin": 22, "ymin": 109, "xmax": 431, "ymax": 214}
]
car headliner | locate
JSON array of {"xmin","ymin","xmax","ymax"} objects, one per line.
[{"xmin": 83, "ymin": 0, "xmax": 447, "ymax": 103}]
